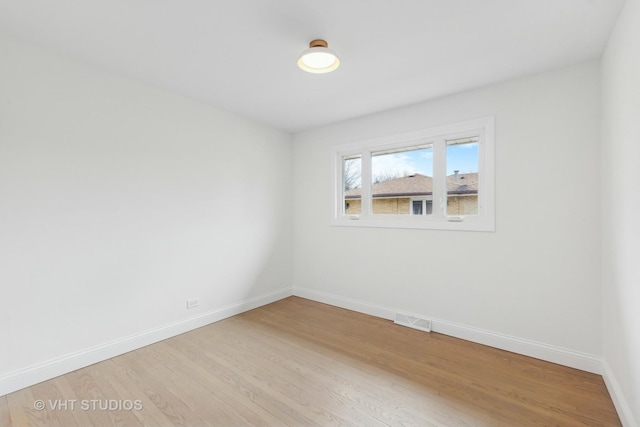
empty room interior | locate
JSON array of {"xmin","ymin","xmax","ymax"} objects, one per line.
[{"xmin": 1, "ymin": 1, "xmax": 639, "ymax": 426}]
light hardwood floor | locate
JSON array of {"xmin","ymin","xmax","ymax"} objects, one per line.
[{"xmin": 2, "ymin": 297, "xmax": 620, "ymax": 426}]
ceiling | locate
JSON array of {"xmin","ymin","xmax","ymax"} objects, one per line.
[{"xmin": 0, "ymin": 0, "xmax": 624, "ymax": 133}]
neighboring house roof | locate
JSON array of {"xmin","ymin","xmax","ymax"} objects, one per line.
[{"xmin": 344, "ymin": 173, "xmax": 478, "ymax": 199}]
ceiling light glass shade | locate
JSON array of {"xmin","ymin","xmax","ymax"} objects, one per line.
[{"xmin": 298, "ymin": 39, "xmax": 340, "ymax": 74}]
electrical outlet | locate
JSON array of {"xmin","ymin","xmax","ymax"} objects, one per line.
[{"xmin": 186, "ymin": 298, "xmax": 200, "ymax": 309}]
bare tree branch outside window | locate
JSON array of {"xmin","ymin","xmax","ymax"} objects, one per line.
[{"xmin": 343, "ymin": 158, "xmax": 361, "ymax": 191}]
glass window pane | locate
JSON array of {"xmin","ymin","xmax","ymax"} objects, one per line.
[
  {"xmin": 412, "ymin": 200, "xmax": 423, "ymax": 215},
  {"xmin": 343, "ymin": 155, "xmax": 361, "ymax": 215},
  {"xmin": 371, "ymin": 145, "xmax": 433, "ymax": 215},
  {"xmin": 446, "ymin": 137, "xmax": 479, "ymax": 215},
  {"xmin": 425, "ymin": 200, "xmax": 433, "ymax": 215}
]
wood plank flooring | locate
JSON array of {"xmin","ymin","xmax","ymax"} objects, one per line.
[{"xmin": 2, "ymin": 296, "xmax": 621, "ymax": 426}]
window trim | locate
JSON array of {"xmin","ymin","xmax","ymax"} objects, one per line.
[{"xmin": 330, "ymin": 116, "xmax": 495, "ymax": 232}]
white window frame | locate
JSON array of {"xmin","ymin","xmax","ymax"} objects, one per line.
[{"xmin": 330, "ymin": 116, "xmax": 495, "ymax": 232}]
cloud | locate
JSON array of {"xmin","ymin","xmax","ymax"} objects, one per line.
[{"xmin": 372, "ymin": 149, "xmax": 433, "ymax": 178}]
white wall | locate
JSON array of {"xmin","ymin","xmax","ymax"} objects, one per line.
[
  {"xmin": 0, "ymin": 37, "xmax": 292, "ymax": 394},
  {"xmin": 292, "ymin": 61, "xmax": 602, "ymax": 367},
  {"xmin": 601, "ymin": 0, "xmax": 640, "ymax": 424}
]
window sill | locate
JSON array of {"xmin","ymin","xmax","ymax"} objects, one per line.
[{"xmin": 331, "ymin": 215, "xmax": 495, "ymax": 232}]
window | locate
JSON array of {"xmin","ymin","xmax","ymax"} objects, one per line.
[
  {"xmin": 342, "ymin": 155, "xmax": 362, "ymax": 215},
  {"xmin": 447, "ymin": 136, "xmax": 479, "ymax": 216},
  {"xmin": 411, "ymin": 198, "xmax": 433, "ymax": 215},
  {"xmin": 331, "ymin": 117, "xmax": 495, "ymax": 231}
]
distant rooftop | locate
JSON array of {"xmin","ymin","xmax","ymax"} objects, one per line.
[{"xmin": 345, "ymin": 173, "xmax": 478, "ymax": 199}]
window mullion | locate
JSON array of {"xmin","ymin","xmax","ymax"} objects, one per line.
[
  {"xmin": 432, "ymin": 138, "xmax": 446, "ymax": 219},
  {"xmin": 361, "ymin": 150, "xmax": 372, "ymax": 217}
]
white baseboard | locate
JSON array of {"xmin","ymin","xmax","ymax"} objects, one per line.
[
  {"xmin": 0, "ymin": 287, "xmax": 292, "ymax": 397},
  {"xmin": 294, "ymin": 287, "xmax": 397, "ymax": 320},
  {"xmin": 293, "ymin": 287, "xmax": 602, "ymax": 374},
  {"xmin": 602, "ymin": 360, "xmax": 638, "ymax": 427}
]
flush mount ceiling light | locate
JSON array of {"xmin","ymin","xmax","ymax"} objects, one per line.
[{"xmin": 297, "ymin": 39, "xmax": 340, "ymax": 74}]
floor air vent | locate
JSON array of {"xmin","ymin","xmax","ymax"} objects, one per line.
[{"xmin": 394, "ymin": 313, "xmax": 432, "ymax": 333}]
